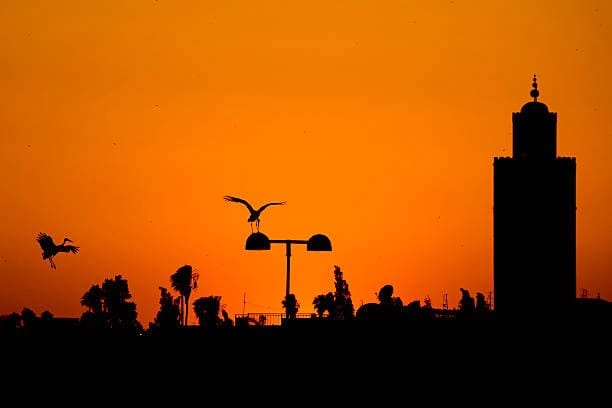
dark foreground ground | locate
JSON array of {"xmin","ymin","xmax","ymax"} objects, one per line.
[
  {"xmin": 2, "ymin": 317, "xmax": 609, "ymax": 403},
  {"xmin": 5, "ymin": 316, "xmax": 609, "ymax": 360}
]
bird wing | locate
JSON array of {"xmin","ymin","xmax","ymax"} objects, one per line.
[
  {"xmin": 58, "ymin": 245, "xmax": 79, "ymax": 254},
  {"xmin": 257, "ymin": 201, "xmax": 287, "ymax": 212},
  {"xmin": 224, "ymin": 195, "xmax": 255, "ymax": 213},
  {"xmin": 36, "ymin": 232, "xmax": 55, "ymax": 252}
]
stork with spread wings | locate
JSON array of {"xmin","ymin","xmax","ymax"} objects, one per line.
[
  {"xmin": 36, "ymin": 232, "xmax": 79, "ymax": 270},
  {"xmin": 224, "ymin": 195, "xmax": 286, "ymax": 232}
]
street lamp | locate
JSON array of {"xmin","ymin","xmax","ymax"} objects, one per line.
[{"xmin": 245, "ymin": 232, "xmax": 332, "ymax": 318}]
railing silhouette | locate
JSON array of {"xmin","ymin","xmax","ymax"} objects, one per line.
[
  {"xmin": 234, "ymin": 312, "xmax": 319, "ymax": 327},
  {"xmin": 234, "ymin": 309, "xmax": 463, "ymax": 327}
]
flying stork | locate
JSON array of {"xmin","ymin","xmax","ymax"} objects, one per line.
[{"xmin": 36, "ymin": 232, "xmax": 79, "ymax": 270}]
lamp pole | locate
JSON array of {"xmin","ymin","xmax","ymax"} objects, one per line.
[
  {"xmin": 269, "ymin": 239, "xmax": 308, "ymax": 302},
  {"xmin": 285, "ymin": 241, "xmax": 291, "ymax": 301},
  {"xmin": 245, "ymin": 233, "xmax": 332, "ymax": 321}
]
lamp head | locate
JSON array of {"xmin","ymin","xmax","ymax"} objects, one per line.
[
  {"xmin": 245, "ymin": 232, "xmax": 271, "ymax": 250},
  {"xmin": 307, "ymin": 234, "xmax": 332, "ymax": 251}
]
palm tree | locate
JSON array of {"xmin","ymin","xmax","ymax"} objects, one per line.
[
  {"xmin": 192, "ymin": 295, "xmax": 222, "ymax": 329},
  {"xmin": 170, "ymin": 265, "xmax": 199, "ymax": 326},
  {"xmin": 282, "ymin": 293, "xmax": 300, "ymax": 319},
  {"xmin": 312, "ymin": 293, "xmax": 332, "ymax": 318}
]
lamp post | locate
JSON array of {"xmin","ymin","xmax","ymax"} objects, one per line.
[{"xmin": 245, "ymin": 232, "xmax": 332, "ymax": 319}]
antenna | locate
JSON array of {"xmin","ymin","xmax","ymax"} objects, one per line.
[
  {"xmin": 442, "ymin": 293, "xmax": 448, "ymax": 310},
  {"xmin": 242, "ymin": 292, "xmax": 246, "ymax": 315}
]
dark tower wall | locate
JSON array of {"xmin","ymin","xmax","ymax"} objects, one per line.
[
  {"xmin": 493, "ymin": 158, "xmax": 576, "ymax": 316},
  {"xmin": 493, "ymin": 77, "xmax": 576, "ymax": 319}
]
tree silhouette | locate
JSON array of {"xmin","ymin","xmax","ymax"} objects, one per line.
[
  {"xmin": 221, "ymin": 309, "xmax": 234, "ymax": 328},
  {"xmin": 475, "ymin": 292, "xmax": 489, "ymax": 313},
  {"xmin": 376, "ymin": 284, "xmax": 404, "ymax": 307},
  {"xmin": 332, "ymin": 265, "xmax": 354, "ymax": 320},
  {"xmin": 79, "ymin": 275, "xmax": 142, "ymax": 333},
  {"xmin": 312, "ymin": 266, "xmax": 355, "ymax": 320},
  {"xmin": 81, "ymin": 284, "xmax": 104, "ymax": 314},
  {"xmin": 170, "ymin": 264, "xmax": 199, "ymax": 327},
  {"xmin": 356, "ymin": 283, "xmax": 411, "ymax": 321},
  {"xmin": 282, "ymin": 293, "xmax": 300, "ymax": 319},
  {"xmin": 150, "ymin": 286, "xmax": 181, "ymax": 331},
  {"xmin": 80, "ymin": 284, "xmax": 106, "ymax": 329},
  {"xmin": 418, "ymin": 295, "xmax": 435, "ymax": 320},
  {"xmin": 2, "ymin": 312, "xmax": 21, "ymax": 330},
  {"xmin": 377, "ymin": 284, "xmax": 395, "ymax": 306},
  {"xmin": 40, "ymin": 310, "xmax": 54, "ymax": 321},
  {"xmin": 458, "ymin": 288, "xmax": 475, "ymax": 315},
  {"xmin": 312, "ymin": 293, "xmax": 332, "ymax": 318},
  {"xmin": 193, "ymin": 295, "xmax": 222, "ymax": 329},
  {"xmin": 21, "ymin": 307, "xmax": 36, "ymax": 329}
]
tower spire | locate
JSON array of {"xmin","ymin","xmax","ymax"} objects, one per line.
[{"xmin": 530, "ymin": 74, "xmax": 539, "ymax": 102}]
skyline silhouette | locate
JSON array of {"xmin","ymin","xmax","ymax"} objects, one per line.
[
  {"xmin": 3, "ymin": 80, "xmax": 610, "ymax": 325},
  {"xmin": 1, "ymin": 1, "xmax": 611, "ymax": 327},
  {"xmin": 8, "ymin": 78, "xmax": 604, "ymax": 327},
  {"xmin": 1, "ymin": 262, "xmax": 608, "ymax": 335}
]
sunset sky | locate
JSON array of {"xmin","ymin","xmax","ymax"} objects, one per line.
[{"xmin": 1, "ymin": 0, "xmax": 610, "ymax": 326}]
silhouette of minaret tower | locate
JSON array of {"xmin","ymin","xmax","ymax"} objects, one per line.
[{"xmin": 493, "ymin": 75, "xmax": 576, "ymax": 319}]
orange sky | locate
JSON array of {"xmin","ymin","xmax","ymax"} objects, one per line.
[{"xmin": 1, "ymin": 0, "xmax": 610, "ymax": 326}]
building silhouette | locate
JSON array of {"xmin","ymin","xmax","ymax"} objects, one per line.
[{"xmin": 493, "ymin": 75, "xmax": 576, "ymax": 318}]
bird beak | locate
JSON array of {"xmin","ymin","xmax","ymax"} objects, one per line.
[{"xmin": 66, "ymin": 238, "xmax": 73, "ymax": 242}]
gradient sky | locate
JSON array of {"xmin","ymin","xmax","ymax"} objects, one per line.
[{"xmin": 1, "ymin": 0, "xmax": 610, "ymax": 326}]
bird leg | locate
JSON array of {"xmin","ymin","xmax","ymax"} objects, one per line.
[
  {"xmin": 49, "ymin": 257, "xmax": 56, "ymax": 270},
  {"xmin": 256, "ymin": 219, "xmax": 260, "ymax": 232},
  {"xmin": 250, "ymin": 223, "xmax": 254, "ymax": 233}
]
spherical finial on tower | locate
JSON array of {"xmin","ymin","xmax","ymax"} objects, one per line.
[{"xmin": 530, "ymin": 74, "xmax": 539, "ymax": 102}]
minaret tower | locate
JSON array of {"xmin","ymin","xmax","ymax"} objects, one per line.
[{"xmin": 493, "ymin": 75, "xmax": 576, "ymax": 319}]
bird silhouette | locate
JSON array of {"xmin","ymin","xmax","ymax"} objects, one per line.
[
  {"xmin": 224, "ymin": 195, "xmax": 286, "ymax": 232},
  {"xmin": 36, "ymin": 232, "xmax": 79, "ymax": 270}
]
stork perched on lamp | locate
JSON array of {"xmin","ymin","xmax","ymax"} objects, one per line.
[{"xmin": 223, "ymin": 195, "xmax": 286, "ymax": 232}]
